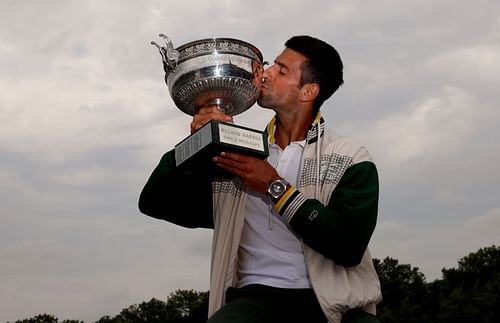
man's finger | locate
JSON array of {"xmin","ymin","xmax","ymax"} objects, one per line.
[{"xmin": 219, "ymin": 151, "xmax": 239, "ymax": 161}]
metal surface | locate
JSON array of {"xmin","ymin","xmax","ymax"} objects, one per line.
[{"xmin": 152, "ymin": 35, "xmax": 264, "ymax": 116}]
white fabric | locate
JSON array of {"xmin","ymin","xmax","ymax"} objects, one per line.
[{"xmin": 238, "ymin": 140, "xmax": 312, "ymax": 288}]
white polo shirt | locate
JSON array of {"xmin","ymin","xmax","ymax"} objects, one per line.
[{"xmin": 238, "ymin": 139, "xmax": 312, "ymax": 289}]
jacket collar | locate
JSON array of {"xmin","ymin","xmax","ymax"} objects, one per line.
[{"xmin": 266, "ymin": 111, "xmax": 324, "ymax": 145}]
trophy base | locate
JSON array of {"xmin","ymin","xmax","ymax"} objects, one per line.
[{"xmin": 175, "ymin": 120, "xmax": 269, "ymax": 175}]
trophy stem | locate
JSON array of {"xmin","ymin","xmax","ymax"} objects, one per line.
[{"xmin": 205, "ymin": 98, "xmax": 234, "ymax": 115}]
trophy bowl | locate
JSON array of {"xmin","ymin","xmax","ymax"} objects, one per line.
[{"xmin": 152, "ymin": 34, "xmax": 264, "ymax": 116}]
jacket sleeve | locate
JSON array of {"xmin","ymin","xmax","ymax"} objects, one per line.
[
  {"xmin": 274, "ymin": 161, "xmax": 378, "ymax": 267},
  {"xmin": 138, "ymin": 149, "xmax": 214, "ymax": 229}
]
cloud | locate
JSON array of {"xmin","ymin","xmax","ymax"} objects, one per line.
[
  {"xmin": 1, "ymin": 0, "xmax": 500, "ymax": 321},
  {"xmin": 366, "ymin": 87, "xmax": 477, "ymax": 165},
  {"xmin": 372, "ymin": 207, "xmax": 500, "ymax": 281}
]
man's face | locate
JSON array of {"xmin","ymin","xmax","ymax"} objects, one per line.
[{"xmin": 257, "ymin": 48, "xmax": 307, "ymax": 110}]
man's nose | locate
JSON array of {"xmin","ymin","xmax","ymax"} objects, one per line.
[{"xmin": 262, "ymin": 67, "xmax": 273, "ymax": 80}]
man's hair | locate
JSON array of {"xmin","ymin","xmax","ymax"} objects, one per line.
[{"xmin": 285, "ymin": 35, "xmax": 344, "ymax": 111}]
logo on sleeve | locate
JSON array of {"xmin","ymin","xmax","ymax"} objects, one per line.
[{"xmin": 308, "ymin": 210, "xmax": 318, "ymax": 221}]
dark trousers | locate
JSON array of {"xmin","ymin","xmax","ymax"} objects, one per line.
[{"xmin": 207, "ymin": 284, "xmax": 380, "ymax": 323}]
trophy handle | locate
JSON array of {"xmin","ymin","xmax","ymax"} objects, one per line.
[{"xmin": 151, "ymin": 34, "xmax": 180, "ymax": 83}]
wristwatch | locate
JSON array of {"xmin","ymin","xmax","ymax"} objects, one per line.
[{"xmin": 267, "ymin": 178, "xmax": 290, "ymax": 202}]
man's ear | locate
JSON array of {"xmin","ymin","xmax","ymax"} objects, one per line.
[{"xmin": 300, "ymin": 83, "xmax": 320, "ymax": 103}]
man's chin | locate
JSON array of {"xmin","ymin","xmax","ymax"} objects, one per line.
[
  {"xmin": 256, "ymin": 103, "xmax": 273, "ymax": 110},
  {"xmin": 257, "ymin": 98, "xmax": 273, "ymax": 110}
]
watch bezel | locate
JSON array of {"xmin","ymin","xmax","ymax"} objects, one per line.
[{"xmin": 267, "ymin": 178, "xmax": 289, "ymax": 200}]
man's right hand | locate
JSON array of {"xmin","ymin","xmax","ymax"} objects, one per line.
[{"xmin": 190, "ymin": 105, "xmax": 233, "ymax": 133}]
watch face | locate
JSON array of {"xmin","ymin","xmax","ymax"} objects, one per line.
[
  {"xmin": 268, "ymin": 179, "xmax": 288, "ymax": 199},
  {"xmin": 271, "ymin": 182, "xmax": 286, "ymax": 195}
]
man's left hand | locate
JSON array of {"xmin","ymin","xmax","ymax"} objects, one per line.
[{"xmin": 213, "ymin": 152, "xmax": 279, "ymax": 193}]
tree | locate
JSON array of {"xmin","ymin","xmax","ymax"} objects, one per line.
[
  {"xmin": 93, "ymin": 289, "xmax": 208, "ymax": 323},
  {"xmin": 373, "ymin": 257, "xmax": 430, "ymax": 323},
  {"xmin": 164, "ymin": 289, "xmax": 209, "ymax": 323},
  {"xmin": 9, "ymin": 314, "xmax": 58, "ymax": 323},
  {"xmin": 113, "ymin": 297, "xmax": 168, "ymax": 323},
  {"xmin": 431, "ymin": 245, "xmax": 500, "ymax": 323},
  {"xmin": 8, "ymin": 314, "xmax": 83, "ymax": 323}
]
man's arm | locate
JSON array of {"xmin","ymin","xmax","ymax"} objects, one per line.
[
  {"xmin": 138, "ymin": 149, "xmax": 214, "ymax": 229},
  {"xmin": 275, "ymin": 161, "xmax": 379, "ymax": 267},
  {"xmin": 211, "ymin": 150, "xmax": 378, "ymax": 266}
]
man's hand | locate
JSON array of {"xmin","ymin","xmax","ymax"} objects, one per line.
[
  {"xmin": 191, "ymin": 106, "xmax": 233, "ymax": 133},
  {"xmin": 213, "ymin": 152, "xmax": 280, "ymax": 194}
]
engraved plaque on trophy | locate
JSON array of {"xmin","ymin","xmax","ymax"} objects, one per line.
[{"xmin": 151, "ymin": 34, "xmax": 269, "ymax": 171}]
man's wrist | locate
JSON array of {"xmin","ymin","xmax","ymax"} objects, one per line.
[{"xmin": 267, "ymin": 178, "xmax": 290, "ymax": 203}]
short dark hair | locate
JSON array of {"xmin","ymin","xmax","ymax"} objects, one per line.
[{"xmin": 285, "ymin": 35, "xmax": 344, "ymax": 111}]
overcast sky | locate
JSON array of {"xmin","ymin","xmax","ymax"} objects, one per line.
[{"xmin": 1, "ymin": 0, "xmax": 499, "ymax": 321}]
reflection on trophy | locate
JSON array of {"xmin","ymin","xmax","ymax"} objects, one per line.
[{"xmin": 151, "ymin": 34, "xmax": 269, "ymax": 173}]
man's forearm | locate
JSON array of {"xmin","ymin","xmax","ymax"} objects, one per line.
[
  {"xmin": 139, "ymin": 150, "xmax": 214, "ymax": 229},
  {"xmin": 274, "ymin": 161, "xmax": 379, "ymax": 266}
]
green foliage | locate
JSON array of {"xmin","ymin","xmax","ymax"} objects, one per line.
[
  {"xmin": 8, "ymin": 314, "xmax": 83, "ymax": 323},
  {"xmin": 114, "ymin": 297, "xmax": 169, "ymax": 322},
  {"xmin": 430, "ymin": 245, "xmax": 500, "ymax": 323},
  {"xmin": 373, "ymin": 257, "xmax": 430, "ymax": 323},
  {"xmin": 374, "ymin": 245, "xmax": 500, "ymax": 323},
  {"xmin": 164, "ymin": 289, "xmax": 209, "ymax": 322},
  {"xmin": 91, "ymin": 290, "xmax": 208, "ymax": 323},
  {"xmin": 8, "ymin": 314, "xmax": 58, "ymax": 323},
  {"xmin": 11, "ymin": 245, "xmax": 500, "ymax": 323}
]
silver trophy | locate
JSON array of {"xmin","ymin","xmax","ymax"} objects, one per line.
[{"xmin": 152, "ymin": 34, "xmax": 269, "ymax": 172}]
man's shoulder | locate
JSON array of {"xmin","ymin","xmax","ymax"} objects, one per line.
[{"xmin": 321, "ymin": 128, "xmax": 374, "ymax": 163}]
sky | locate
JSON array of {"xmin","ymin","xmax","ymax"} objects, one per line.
[{"xmin": 1, "ymin": 0, "xmax": 499, "ymax": 321}]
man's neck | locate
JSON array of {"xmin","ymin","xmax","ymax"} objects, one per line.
[{"xmin": 274, "ymin": 108, "xmax": 315, "ymax": 149}]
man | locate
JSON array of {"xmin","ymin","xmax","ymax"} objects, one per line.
[{"xmin": 139, "ymin": 35, "xmax": 381, "ymax": 323}]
